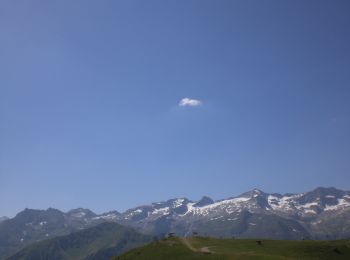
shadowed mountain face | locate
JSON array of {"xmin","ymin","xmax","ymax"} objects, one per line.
[
  {"xmin": 193, "ymin": 196, "xmax": 214, "ymax": 207},
  {"xmin": 0, "ymin": 208, "xmax": 121, "ymax": 258},
  {"xmin": 1, "ymin": 187, "xmax": 350, "ymax": 258},
  {"xmin": 7, "ymin": 222, "xmax": 151, "ymax": 260}
]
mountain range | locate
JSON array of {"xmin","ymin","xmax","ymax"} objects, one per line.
[
  {"xmin": 7, "ymin": 222, "xmax": 151, "ymax": 260},
  {"xmin": 1, "ymin": 187, "xmax": 350, "ymax": 259}
]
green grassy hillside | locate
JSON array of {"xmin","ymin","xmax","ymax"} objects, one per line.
[{"xmin": 115, "ymin": 236, "xmax": 350, "ymax": 260}]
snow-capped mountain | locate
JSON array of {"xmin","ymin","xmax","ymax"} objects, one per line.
[
  {"xmin": 113, "ymin": 187, "xmax": 350, "ymax": 239},
  {"xmin": 1, "ymin": 187, "xmax": 350, "ymax": 258},
  {"xmin": 117, "ymin": 187, "xmax": 350, "ymax": 222}
]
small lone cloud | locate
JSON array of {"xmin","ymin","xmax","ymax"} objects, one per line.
[{"xmin": 178, "ymin": 97, "xmax": 202, "ymax": 107}]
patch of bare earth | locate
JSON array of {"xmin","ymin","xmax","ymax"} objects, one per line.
[{"xmin": 180, "ymin": 237, "xmax": 214, "ymax": 254}]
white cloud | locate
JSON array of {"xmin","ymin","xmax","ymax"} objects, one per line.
[{"xmin": 178, "ymin": 97, "xmax": 202, "ymax": 107}]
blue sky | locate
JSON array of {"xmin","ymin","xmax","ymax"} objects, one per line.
[{"xmin": 1, "ymin": 0, "xmax": 350, "ymax": 217}]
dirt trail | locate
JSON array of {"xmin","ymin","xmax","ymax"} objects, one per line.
[
  {"xmin": 180, "ymin": 237, "xmax": 197, "ymax": 252},
  {"xmin": 200, "ymin": 246, "xmax": 211, "ymax": 253},
  {"xmin": 180, "ymin": 237, "xmax": 213, "ymax": 254}
]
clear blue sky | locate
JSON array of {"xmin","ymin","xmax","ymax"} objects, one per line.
[{"xmin": 1, "ymin": 0, "xmax": 349, "ymax": 217}]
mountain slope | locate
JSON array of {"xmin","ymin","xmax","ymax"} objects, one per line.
[
  {"xmin": 0, "ymin": 208, "xmax": 70, "ymax": 258},
  {"xmin": 0, "ymin": 208, "xmax": 120, "ymax": 258},
  {"xmin": 187, "ymin": 210, "xmax": 310, "ymax": 239},
  {"xmin": 8, "ymin": 222, "xmax": 151, "ymax": 260}
]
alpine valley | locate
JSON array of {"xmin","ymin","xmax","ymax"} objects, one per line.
[{"xmin": 1, "ymin": 187, "xmax": 350, "ymax": 259}]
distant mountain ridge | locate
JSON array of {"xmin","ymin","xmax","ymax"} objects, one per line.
[
  {"xmin": 1, "ymin": 187, "xmax": 350, "ymax": 258},
  {"xmin": 7, "ymin": 222, "xmax": 151, "ymax": 260},
  {"xmin": 114, "ymin": 187, "xmax": 350, "ymax": 239}
]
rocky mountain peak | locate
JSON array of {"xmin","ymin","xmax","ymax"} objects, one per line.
[
  {"xmin": 296, "ymin": 187, "xmax": 346, "ymax": 206},
  {"xmin": 193, "ymin": 196, "xmax": 214, "ymax": 207},
  {"xmin": 238, "ymin": 188, "xmax": 267, "ymax": 199},
  {"xmin": 67, "ymin": 208, "xmax": 97, "ymax": 218}
]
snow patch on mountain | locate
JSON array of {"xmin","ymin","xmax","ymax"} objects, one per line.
[
  {"xmin": 324, "ymin": 198, "xmax": 350, "ymax": 211},
  {"xmin": 92, "ymin": 212, "xmax": 119, "ymax": 221},
  {"xmin": 151, "ymin": 207, "xmax": 170, "ymax": 215},
  {"xmin": 173, "ymin": 199, "xmax": 185, "ymax": 208},
  {"xmin": 183, "ymin": 197, "xmax": 251, "ymax": 216},
  {"xmin": 71, "ymin": 211, "xmax": 86, "ymax": 218},
  {"xmin": 296, "ymin": 202, "xmax": 319, "ymax": 211}
]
